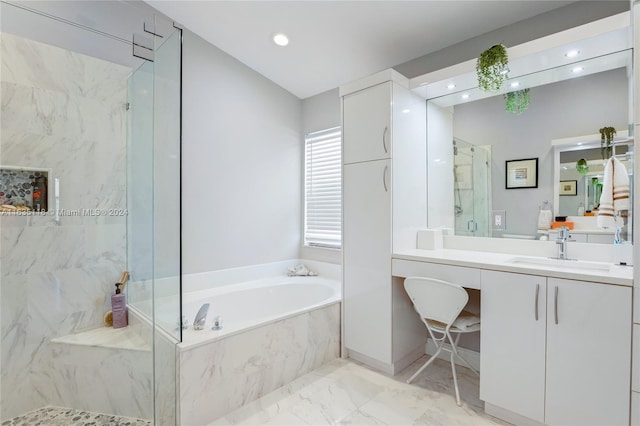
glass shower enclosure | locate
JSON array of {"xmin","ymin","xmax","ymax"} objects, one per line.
[
  {"xmin": 453, "ymin": 138, "xmax": 492, "ymax": 237},
  {"xmin": 127, "ymin": 24, "xmax": 182, "ymax": 425}
]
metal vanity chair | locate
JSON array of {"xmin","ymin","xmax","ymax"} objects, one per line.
[{"xmin": 404, "ymin": 277, "xmax": 481, "ymax": 406}]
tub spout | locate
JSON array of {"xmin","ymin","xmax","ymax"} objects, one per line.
[{"xmin": 193, "ymin": 303, "xmax": 210, "ymax": 330}]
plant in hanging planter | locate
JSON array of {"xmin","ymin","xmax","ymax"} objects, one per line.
[
  {"xmin": 504, "ymin": 88, "xmax": 530, "ymax": 115},
  {"xmin": 476, "ymin": 44, "xmax": 509, "ymax": 92},
  {"xmin": 576, "ymin": 158, "xmax": 589, "ymax": 175},
  {"xmin": 599, "ymin": 126, "xmax": 616, "ymax": 159}
]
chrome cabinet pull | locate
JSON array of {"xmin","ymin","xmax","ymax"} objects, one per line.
[
  {"xmin": 383, "ymin": 165, "xmax": 389, "ymax": 192},
  {"xmin": 382, "ymin": 126, "xmax": 389, "ymax": 153},
  {"xmin": 535, "ymin": 284, "xmax": 540, "ymax": 321},
  {"xmin": 554, "ymin": 286, "xmax": 559, "ymax": 325}
]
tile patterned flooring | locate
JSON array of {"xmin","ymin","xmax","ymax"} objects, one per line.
[
  {"xmin": 3, "ymin": 407, "xmax": 151, "ymax": 426},
  {"xmin": 209, "ymin": 356, "xmax": 510, "ymax": 425},
  {"xmin": 5, "ymin": 356, "xmax": 509, "ymax": 425}
]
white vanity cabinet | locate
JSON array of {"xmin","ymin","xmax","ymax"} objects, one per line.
[
  {"xmin": 342, "ymin": 82, "xmax": 391, "ymax": 164},
  {"xmin": 341, "ymin": 70, "xmax": 427, "ymax": 373},
  {"xmin": 343, "ymin": 159, "xmax": 392, "ymax": 363},
  {"xmin": 481, "ymin": 270, "xmax": 631, "ymax": 425}
]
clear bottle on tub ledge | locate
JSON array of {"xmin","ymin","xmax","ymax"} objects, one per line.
[
  {"xmin": 577, "ymin": 202, "xmax": 585, "ymax": 216},
  {"xmin": 111, "ymin": 282, "xmax": 128, "ymax": 328}
]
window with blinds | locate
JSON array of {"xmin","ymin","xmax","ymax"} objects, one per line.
[{"xmin": 304, "ymin": 126, "xmax": 342, "ymax": 249}]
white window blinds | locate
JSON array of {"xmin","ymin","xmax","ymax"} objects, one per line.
[{"xmin": 304, "ymin": 127, "xmax": 342, "ymax": 248}]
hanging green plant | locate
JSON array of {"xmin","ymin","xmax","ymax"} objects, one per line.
[
  {"xmin": 599, "ymin": 126, "xmax": 616, "ymax": 159},
  {"xmin": 476, "ymin": 44, "xmax": 509, "ymax": 92},
  {"xmin": 504, "ymin": 88, "xmax": 530, "ymax": 115},
  {"xmin": 576, "ymin": 158, "xmax": 589, "ymax": 175}
]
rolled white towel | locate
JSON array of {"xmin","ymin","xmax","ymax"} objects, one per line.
[{"xmin": 537, "ymin": 209, "xmax": 552, "ymax": 230}]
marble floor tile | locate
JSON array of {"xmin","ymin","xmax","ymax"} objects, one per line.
[
  {"xmin": 3, "ymin": 406, "xmax": 151, "ymax": 426},
  {"xmin": 213, "ymin": 357, "xmax": 510, "ymax": 426}
]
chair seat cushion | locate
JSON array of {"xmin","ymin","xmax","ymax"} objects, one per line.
[{"xmin": 427, "ymin": 310, "xmax": 480, "ymax": 332}]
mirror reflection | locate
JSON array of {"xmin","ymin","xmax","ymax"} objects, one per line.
[{"xmin": 428, "ymin": 49, "xmax": 632, "ymax": 243}]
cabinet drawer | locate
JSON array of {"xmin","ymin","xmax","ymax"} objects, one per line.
[
  {"xmin": 587, "ymin": 233, "xmax": 614, "ymax": 244},
  {"xmin": 392, "ymin": 259, "xmax": 480, "ymax": 289},
  {"xmin": 548, "ymin": 231, "xmax": 587, "ymax": 242}
]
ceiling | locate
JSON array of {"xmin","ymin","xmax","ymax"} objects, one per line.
[{"xmin": 146, "ymin": 1, "xmax": 577, "ymax": 100}]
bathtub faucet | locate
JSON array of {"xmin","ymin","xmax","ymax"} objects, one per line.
[{"xmin": 193, "ymin": 303, "xmax": 210, "ymax": 330}]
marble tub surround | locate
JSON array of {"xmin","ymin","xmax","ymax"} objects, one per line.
[
  {"xmin": 4, "ymin": 406, "xmax": 151, "ymax": 426},
  {"xmin": 179, "ymin": 302, "xmax": 340, "ymax": 425},
  {"xmin": 209, "ymin": 357, "xmax": 506, "ymax": 426},
  {"xmin": 0, "ymin": 32, "xmax": 131, "ymax": 419}
]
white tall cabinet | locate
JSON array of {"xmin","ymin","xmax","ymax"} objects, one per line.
[
  {"xmin": 341, "ymin": 70, "xmax": 427, "ymax": 374},
  {"xmin": 481, "ymin": 270, "xmax": 632, "ymax": 425}
]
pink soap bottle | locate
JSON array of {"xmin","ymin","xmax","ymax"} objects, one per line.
[{"xmin": 111, "ymin": 282, "xmax": 128, "ymax": 328}]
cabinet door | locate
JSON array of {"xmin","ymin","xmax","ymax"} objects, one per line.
[
  {"xmin": 343, "ymin": 82, "xmax": 391, "ymax": 164},
  {"xmin": 545, "ymin": 278, "xmax": 631, "ymax": 426},
  {"xmin": 343, "ymin": 159, "xmax": 392, "ymax": 363},
  {"xmin": 480, "ymin": 270, "xmax": 546, "ymax": 423}
]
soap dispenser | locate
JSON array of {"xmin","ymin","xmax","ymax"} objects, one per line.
[{"xmin": 111, "ymin": 282, "xmax": 128, "ymax": 328}]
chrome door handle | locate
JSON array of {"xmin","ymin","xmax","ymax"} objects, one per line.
[
  {"xmin": 382, "ymin": 126, "xmax": 389, "ymax": 153},
  {"xmin": 383, "ymin": 165, "xmax": 389, "ymax": 192},
  {"xmin": 535, "ymin": 284, "xmax": 540, "ymax": 321},
  {"xmin": 554, "ymin": 286, "xmax": 559, "ymax": 325}
]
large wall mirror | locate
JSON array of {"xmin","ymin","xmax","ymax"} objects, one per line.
[{"xmin": 420, "ymin": 14, "xmax": 633, "ymax": 244}]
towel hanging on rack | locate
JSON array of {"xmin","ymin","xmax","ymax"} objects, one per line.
[{"xmin": 597, "ymin": 156, "xmax": 629, "ymax": 228}]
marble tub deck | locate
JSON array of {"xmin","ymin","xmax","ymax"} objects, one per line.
[
  {"xmin": 3, "ymin": 406, "xmax": 151, "ymax": 426},
  {"xmin": 209, "ymin": 357, "xmax": 509, "ymax": 425}
]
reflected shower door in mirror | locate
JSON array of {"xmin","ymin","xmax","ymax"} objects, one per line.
[{"xmin": 453, "ymin": 138, "xmax": 492, "ymax": 236}]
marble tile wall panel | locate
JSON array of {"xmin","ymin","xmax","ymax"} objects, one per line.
[
  {"xmin": 0, "ymin": 32, "xmax": 131, "ymax": 419},
  {"xmin": 178, "ymin": 303, "xmax": 340, "ymax": 425},
  {"xmin": 42, "ymin": 342, "xmax": 153, "ymax": 420}
]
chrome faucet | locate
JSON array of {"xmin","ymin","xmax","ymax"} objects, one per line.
[
  {"xmin": 193, "ymin": 303, "xmax": 210, "ymax": 330},
  {"xmin": 556, "ymin": 226, "xmax": 570, "ymax": 260}
]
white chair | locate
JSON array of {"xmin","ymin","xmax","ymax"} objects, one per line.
[{"xmin": 404, "ymin": 276, "xmax": 480, "ymax": 406}]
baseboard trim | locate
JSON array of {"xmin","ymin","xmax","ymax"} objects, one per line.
[
  {"xmin": 484, "ymin": 403, "xmax": 544, "ymax": 426},
  {"xmin": 425, "ymin": 341, "xmax": 481, "ymax": 373}
]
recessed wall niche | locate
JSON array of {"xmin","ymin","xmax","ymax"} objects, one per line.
[{"xmin": 0, "ymin": 167, "xmax": 50, "ymax": 212}]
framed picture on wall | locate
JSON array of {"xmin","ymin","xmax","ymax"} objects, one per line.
[
  {"xmin": 506, "ymin": 158, "xmax": 538, "ymax": 189},
  {"xmin": 560, "ymin": 180, "xmax": 578, "ymax": 196}
]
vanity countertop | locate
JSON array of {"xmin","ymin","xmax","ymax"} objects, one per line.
[{"xmin": 393, "ymin": 248, "xmax": 633, "ymax": 286}]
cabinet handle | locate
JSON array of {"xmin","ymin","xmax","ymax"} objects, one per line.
[
  {"xmin": 383, "ymin": 165, "xmax": 389, "ymax": 192},
  {"xmin": 382, "ymin": 126, "xmax": 389, "ymax": 153},
  {"xmin": 534, "ymin": 284, "xmax": 539, "ymax": 321},
  {"xmin": 554, "ymin": 286, "xmax": 559, "ymax": 325}
]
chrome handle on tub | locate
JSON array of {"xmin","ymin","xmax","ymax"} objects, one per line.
[
  {"xmin": 383, "ymin": 165, "xmax": 389, "ymax": 192},
  {"xmin": 534, "ymin": 283, "xmax": 540, "ymax": 321},
  {"xmin": 554, "ymin": 286, "xmax": 559, "ymax": 325},
  {"xmin": 382, "ymin": 126, "xmax": 389, "ymax": 153}
]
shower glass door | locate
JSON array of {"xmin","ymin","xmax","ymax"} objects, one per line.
[
  {"xmin": 454, "ymin": 139, "xmax": 491, "ymax": 237},
  {"xmin": 127, "ymin": 19, "xmax": 182, "ymax": 426}
]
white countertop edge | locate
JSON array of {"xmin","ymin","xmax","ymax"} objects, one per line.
[{"xmin": 392, "ymin": 249, "xmax": 633, "ymax": 287}]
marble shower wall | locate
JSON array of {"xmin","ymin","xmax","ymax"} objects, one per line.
[{"xmin": 0, "ymin": 32, "xmax": 132, "ymax": 419}]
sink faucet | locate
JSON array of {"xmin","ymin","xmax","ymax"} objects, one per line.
[
  {"xmin": 193, "ymin": 303, "xmax": 210, "ymax": 330},
  {"xmin": 556, "ymin": 226, "xmax": 570, "ymax": 260}
]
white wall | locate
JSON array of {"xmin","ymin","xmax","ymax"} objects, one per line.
[
  {"xmin": 301, "ymin": 88, "xmax": 342, "ymax": 264},
  {"xmin": 453, "ymin": 68, "xmax": 629, "ymax": 236},
  {"xmin": 182, "ymin": 30, "xmax": 303, "ymax": 274}
]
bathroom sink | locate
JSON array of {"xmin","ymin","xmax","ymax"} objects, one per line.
[{"xmin": 507, "ymin": 256, "xmax": 611, "ymax": 272}]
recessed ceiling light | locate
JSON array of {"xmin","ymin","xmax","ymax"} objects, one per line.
[
  {"xmin": 402, "ymin": 109, "xmax": 411, "ymax": 114},
  {"xmin": 510, "ymin": 82, "xmax": 520, "ymax": 88},
  {"xmin": 447, "ymin": 84, "xmax": 456, "ymax": 90},
  {"xmin": 572, "ymin": 66, "xmax": 583, "ymax": 73},
  {"xmin": 273, "ymin": 33, "xmax": 289, "ymax": 46},
  {"xmin": 461, "ymin": 93, "xmax": 470, "ymax": 100},
  {"xmin": 577, "ymin": 142, "xmax": 583, "ymax": 146},
  {"xmin": 565, "ymin": 50, "xmax": 581, "ymax": 58}
]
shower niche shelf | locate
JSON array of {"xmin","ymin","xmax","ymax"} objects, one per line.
[{"xmin": 0, "ymin": 166, "xmax": 51, "ymax": 213}]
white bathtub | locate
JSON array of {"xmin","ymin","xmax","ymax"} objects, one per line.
[
  {"xmin": 177, "ymin": 272, "xmax": 342, "ymax": 424},
  {"xmin": 179, "ymin": 275, "xmax": 341, "ymax": 349}
]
